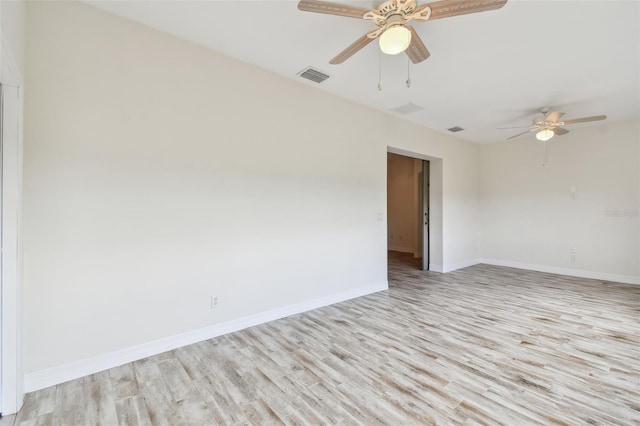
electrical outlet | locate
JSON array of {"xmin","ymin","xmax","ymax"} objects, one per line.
[
  {"xmin": 570, "ymin": 247, "xmax": 577, "ymax": 262},
  {"xmin": 211, "ymin": 296, "xmax": 219, "ymax": 309}
]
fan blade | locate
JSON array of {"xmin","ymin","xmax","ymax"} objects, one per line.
[
  {"xmin": 561, "ymin": 115, "xmax": 607, "ymax": 125},
  {"xmin": 507, "ymin": 129, "xmax": 535, "ymax": 140},
  {"xmin": 298, "ymin": 0, "xmax": 369, "ymax": 19},
  {"xmin": 426, "ymin": 0, "xmax": 507, "ymax": 21},
  {"xmin": 367, "ymin": 27, "xmax": 385, "ymax": 39},
  {"xmin": 545, "ymin": 111, "xmax": 564, "ymax": 123},
  {"xmin": 412, "ymin": 4, "xmax": 433, "ymax": 21},
  {"xmin": 405, "ymin": 26, "xmax": 431, "ymax": 64},
  {"xmin": 329, "ymin": 31, "xmax": 377, "ymax": 64},
  {"xmin": 553, "ymin": 127, "xmax": 569, "ymax": 136}
]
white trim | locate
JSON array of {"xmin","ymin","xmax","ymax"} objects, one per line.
[
  {"xmin": 1, "ymin": 28, "xmax": 24, "ymax": 415},
  {"xmin": 25, "ymin": 281, "xmax": 388, "ymax": 392},
  {"xmin": 429, "ymin": 264, "xmax": 443, "ymax": 273},
  {"xmin": 431, "ymin": 259, "xmax": 482, "ymax": 273},
  {"xmin": 443, "ymin": 258, "xmax": 480, "ymax": 273},
  {"xmin": 1, "ymin": 30, "xmax": 23, "ymax": 87},
  {"xmin": 479, "ymin": 258, "xmax": 640, "ymax": 285}
]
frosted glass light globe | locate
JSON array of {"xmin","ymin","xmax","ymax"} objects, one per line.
[
  {"xmin": 379, "ymin": 26, "xmax": 411, "ymax": 55},
  {"xmin": 536, "ymin": 129, "xmax": 554, "ymax": 141}
]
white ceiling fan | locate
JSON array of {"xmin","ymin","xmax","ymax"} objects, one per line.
[
  {"xmin": 297, "ymin": 0, "xmax": 508, "ymax": 64},
  {"xmin": 501, "ymin": 108, "xmax": 607, "ymax": 142},
  {"xmin": 499, "ymin": 107, "xmax": 607, "ymax": 167}
]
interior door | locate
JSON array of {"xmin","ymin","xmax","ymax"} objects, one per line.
[{"xmin": 422, "ymin": 160, "xmax": 430, "ymax": 270}]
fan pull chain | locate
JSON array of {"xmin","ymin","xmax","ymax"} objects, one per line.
[
  {"xmin": 378, "ymin": 50, "xmax": 383, "ymax": 91},
  {"xmin": 406, "ymin": 57, "xmax": 411, "ymax": 88},
  {"xmin": 542, "ymin": 140, "xmax": 548, "ymax": 168}
]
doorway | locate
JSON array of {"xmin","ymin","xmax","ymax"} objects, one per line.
[{"xmin": 386, "ymin": 152, "xmax": 429, "ymax": 271}]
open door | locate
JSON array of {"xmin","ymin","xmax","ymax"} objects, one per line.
[{"xmin": 421, "ymin": 160, "xmax": 430, "ymax": 270}]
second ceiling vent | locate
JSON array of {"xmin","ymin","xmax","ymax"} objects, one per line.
[{"xmin": 390, "ymin": 103, "xmax": 424, "ymax": 115}]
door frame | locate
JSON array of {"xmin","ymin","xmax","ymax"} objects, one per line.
[
  {"xmin": 387, "ymin": 146, "xmax": 443, "ymax": 272},
  {"xmin": 1, "ymin": 31, "xmax": 25, "ymax": 415},
  {"xmin": 421, "ymin": 160, "xmax": 430, "ymax": 270}
]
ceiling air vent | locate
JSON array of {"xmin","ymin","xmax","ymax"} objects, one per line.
[
  {"xmin": 390, "ymin": 103, "xmax": 424, "ymax": 115},
  {"xmin": 297, "ymin": 67, "xmax": 330, "ymax": 84},
  {"xmin": 447, "ymin": 126, "xmax": 464, "ymax": 133}
]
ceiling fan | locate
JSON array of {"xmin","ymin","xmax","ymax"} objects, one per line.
[
  {"xmin": 298, "ymin": 0, "xmax": 508, "ymax": 64},
  {"xmin": 501, "ymin": 108, "xmax": 607, "ymax": 141}
]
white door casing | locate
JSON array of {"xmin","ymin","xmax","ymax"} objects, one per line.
[{"xmin": 1, "ymin": 29, "xmax": 25, "ymax": 415}]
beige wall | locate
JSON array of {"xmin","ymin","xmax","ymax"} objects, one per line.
[
  {"xmin": 480, "ymin": 119, "xmax": 640, "ymax": 280},
  {"xmin": 1, "ymin": 0, "xmax": 26, "ymax": 76},
  {"xmin": 23, "ymin": 0, "xmax": 482, "ymax": 380}
]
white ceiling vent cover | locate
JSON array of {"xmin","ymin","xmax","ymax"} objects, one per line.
[
  {"xmin": 298, "ymin": 67, "xmax": 330, "ymax": 83},
  {"xmin": 390, "ymin": 103, "xmax": 424, "ymax": 115}
]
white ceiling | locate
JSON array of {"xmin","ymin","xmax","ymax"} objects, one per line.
[{"xmin": 85, "ymin": 0, "xmax": 640, "ymax": 144}]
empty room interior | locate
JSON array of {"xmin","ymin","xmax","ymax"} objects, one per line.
[{"xmin": 0, "ymin": 0, "xmax": 639, "ymax": 424}]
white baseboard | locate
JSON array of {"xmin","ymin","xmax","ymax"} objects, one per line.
[
  {"xmin": 443, "ymin": 259, "xmax": 480, "ymax": 273},
  {"xmin": 429, "ymin": 264, "xmax": 443, "ymax": 272},
  {"xmin": 429, "ymin": 259, "xmax": 480, "ymax": 273},
  {"xmin": 479, "ymin": 258, "xmax": 640, "ymax": 285},
  {"xmin": 24, "ymin": 281, "xmax": 388, "ymax": 393}
]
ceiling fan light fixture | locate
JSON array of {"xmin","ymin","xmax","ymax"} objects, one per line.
[
  {"xmin": 536, "ymin": 128, "xmax": 554, "ymax": 142},
  {"xmin": 379, "ymin": 25, "xmax": 411, "ymax": 55}
]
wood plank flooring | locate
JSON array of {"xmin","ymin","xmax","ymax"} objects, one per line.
[{"xmin": 11, "ymin": 252, "xmax": 640, "ymax": 425}]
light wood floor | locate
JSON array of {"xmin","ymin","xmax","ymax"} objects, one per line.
[{"xmin": 8, "ymin": 252, "xmax": 640, "ymax": 425}]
